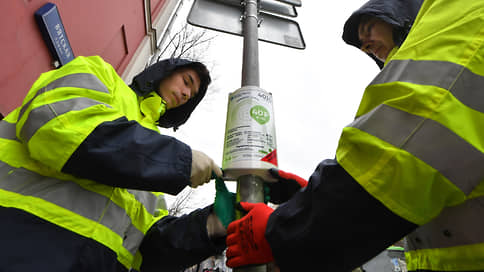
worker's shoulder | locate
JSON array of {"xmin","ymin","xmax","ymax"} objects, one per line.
[
  {"xmin": 64, "ymin": 55, "xmax": 122, "ymax": 85},
  {"xmin": 69, "ymin": 55, "xmax": 116, "ymax": 71},
  {"xmin": 31, "ymin": 55, "xmax": 121, "ymax": 95}
]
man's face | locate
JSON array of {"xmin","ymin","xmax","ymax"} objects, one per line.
[
  {"xmin": 157, "ymin": 68, "xmax": 201, "ymax": 110},
  {"xmin": 358, "ymin": 17, "xmax": 396, "ymax": 62}
]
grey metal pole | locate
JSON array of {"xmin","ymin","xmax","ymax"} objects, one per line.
[
  {"xmin": 234, "ymin": 176, "xmax": 268, "ymax": 270},
  {"xmin": 235, "ymin": 0, "xmax": 267, "ymax": 271},
  {"xmin": 241, "ymin": 0, "xmax": 260, "ymax": 86}
]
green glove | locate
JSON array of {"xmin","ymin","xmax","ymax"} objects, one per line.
[{"xmin": 213, "ymin": 176, "xmax": 236, "ymax": 228}]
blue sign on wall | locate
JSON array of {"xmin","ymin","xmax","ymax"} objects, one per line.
[{"xmin": 35, "ymin": 3, "xmax": 74, "ymax": 67}]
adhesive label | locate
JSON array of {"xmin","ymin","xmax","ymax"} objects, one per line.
[{"xmin": 222, "ymin": 86, "xmax": 278, "ymax": 173}]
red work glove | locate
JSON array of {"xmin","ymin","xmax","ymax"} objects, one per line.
[
  {"xmin": 226, "ymin": 202, "xmax": 274, "ymax": 268},
  {"xmin": 267, "ymin": 168, "xmax": 308, "ymax": 204}
]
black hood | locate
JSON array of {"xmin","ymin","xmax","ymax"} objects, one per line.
[
  {"xmin": 342, "ymin": 0, "xmax": 423, "ymax": 69},
  {"xmin": 129, "ymin": 58, "xmax": 211, "ymax": 130}
]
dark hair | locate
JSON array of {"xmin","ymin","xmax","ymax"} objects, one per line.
[
  {"xmin": 356, "ymin": 14, "xmax": 406, "ymax": 48},
  {"xmin": 179, "ymin": 61, "xmax": 211, "ymax": 90},
  {"xmin": 157, "ymin": 61, "xmax": 211, "ymax": 130},
  {"xmin": 358, "ymin": 14, "xmax": 374, "ymax": 38}
]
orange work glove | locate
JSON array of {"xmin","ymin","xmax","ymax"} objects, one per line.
[{"xmin": 226, "ymin": 202, "xmax": 274, "ymax": 267}]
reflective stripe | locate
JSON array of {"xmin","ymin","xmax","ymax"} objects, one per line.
[
  {"xmin": 128, "ymin": 189, "xmax": 158, "ymax": 216},
  {"xmin": 405, "ymin": 242, "xmax": 484, "ymax": 271},
  {"xmin": 43, "ymin": 73, "xmax": 110, "ymax": 94},
  {"xmin": 349, "ymin": 104, "xmax": 484, "ymax": 195},
  {"xmin": 0, "ymin": 120, "xmax": 18, "ymax": 141},
  {"xmin": 18, "ymin": 73, "xmax": 110, "ymax": 122},
  {"xmin": 407, "ymin": 196, "xmax": 484, "ymax": 250},
  {"xmin": 371, "ymin": 59, "xmax": 460, "ymax": 90},
  {"xmin": 122, "ymin": 190, "xmax": 162, "ymax": 254},
  {"xmin": 20, "ymin": 97, "xmax": 110, "ymax": 142},
  {"xmin": 371, "ymin": 59, "xmax": 484, "ymax": 113},
  {"xmin": 123, "ymin": 224, "xmax": 146, "ymax": 256},
  {"xmin": 0, "ymin": 161, "xmax": 144, "ymax": 249}
]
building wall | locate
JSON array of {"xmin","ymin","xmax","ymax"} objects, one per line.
[
  {"xmin": 122, "ymin": 0, "xmax": 182, "ymax": 85},
  {"xmin": 0, "ymin": 0, "xmax": 179, "ymax": 116}
]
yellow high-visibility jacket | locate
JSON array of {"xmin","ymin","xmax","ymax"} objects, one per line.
[
  {"xmin": 265, "ymin": 0, "xmax": 484, "ymax": 271},
  {"xmin": 337, "ymin": 0, "xmax": 484, "ymax": 270},
  {"xmin": 0, "ymin": 56, "xmax": 199, "ymax": 271}
]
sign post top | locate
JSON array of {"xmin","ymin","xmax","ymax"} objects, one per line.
[
  {"xmin": 187, "ymin": 0, "xmax": 305, "ymax": 49},
  {"xmin": 276, "ymin": 0, "xmax": 301, "ymax": 7},
  {"xmin": 215, "ymin": 0, "xmax": 298, "ymax": 17}
]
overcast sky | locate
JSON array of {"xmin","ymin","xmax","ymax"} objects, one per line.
[{"xmin": 161, "ymin": 0, "xmax": 380, "ymax": 209}]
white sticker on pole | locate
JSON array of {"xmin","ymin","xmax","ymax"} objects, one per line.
[{"xmin": 222, "ymin": 86, "xmax": 278, "ymax": 181}]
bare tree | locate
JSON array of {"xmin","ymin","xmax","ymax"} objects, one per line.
[
  {"xmin": 149, "ymin": 17, "xmax": 221, "ymax": 97},
  {"xmin": 156, "ymin": 24, "xmax": 216, "ymax": 62}
]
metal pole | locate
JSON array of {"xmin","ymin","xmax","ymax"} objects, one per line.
[
  {"xmin": 241, "ymin": 0, "xmax": 260, "ymax": 86},
  {"xmin": 235, "ymin": 0, "xmax": 267, "ymax": 271}
]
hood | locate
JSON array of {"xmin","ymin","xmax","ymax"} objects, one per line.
[
  {"xmin": 129, "ymin": 58, "xmax": 211, "ymax": 130},
  {"xmin": 342, "ymin": 0, "xmax": 423, "ymax": 69}
]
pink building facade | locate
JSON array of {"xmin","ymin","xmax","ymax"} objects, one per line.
[{"xmin": 0, "ymin": 0, "xmax": 181, "ymax": 117}]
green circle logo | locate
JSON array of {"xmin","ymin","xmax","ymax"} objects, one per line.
[{"xmin": 250, "ymin": 105, "xmax": 270, "ymax": 125}]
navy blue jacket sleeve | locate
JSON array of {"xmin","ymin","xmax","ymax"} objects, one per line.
[
  {"xmin": 265, "ymin": 159, "xmax": 418, "ymax": 271},
  {"xmin": 139, "ymin": 205, "xmax": 226, "ymax": 272},
  {"xmin": 62, "ymin": 117, "xmax": 191, "ymax": 194}
]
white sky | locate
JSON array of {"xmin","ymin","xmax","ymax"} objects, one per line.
[{"xmin": 161, "ymin": 0, "xmax": 380, "ymax": 209}]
